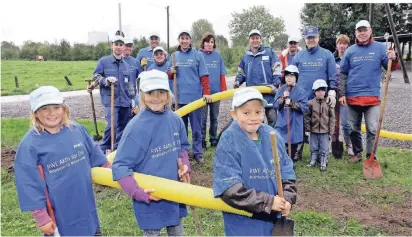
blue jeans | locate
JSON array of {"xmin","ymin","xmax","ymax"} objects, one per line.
[
  {"xmin": 201, "ymin": 101, "xmax": 220, "ymax": 145},
  {"xmin": 347, "ymin": 105, "xmax": 380, "ymax": 156},
  {"xmin": 143, "ymin": 223, "xmax": 183, "ymax": 236},
  {"xmin": 100, "ymin": 106, "xmax": 131, "ymax": 151},
  {"xmin": 180, "ymin": 104, "xmax": 202, "ymax": 156},
  {"xmin": 340, "ymin": 105, "xmax": 351, "ymax": 139},
  {"xmin": 310, "ymin": 133, "xmax": 329, "ymax": 166}
]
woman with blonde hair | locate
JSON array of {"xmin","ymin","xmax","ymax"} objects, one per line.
[{"xmin": 14, "ymin": 86, "xmax": 110, "ymax": 236}]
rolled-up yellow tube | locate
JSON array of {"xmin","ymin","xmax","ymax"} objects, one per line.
[
  {"xmin": 361, "ymin": 124, "xmax": 412, "ymax": 140},
  {"xmin": 91, "ymin": 167, "xmax": 252, "ymax": 217}
]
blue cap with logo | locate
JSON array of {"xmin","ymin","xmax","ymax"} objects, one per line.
[{"xmin": 303, "ymin": 26, "xmax": 319, "ymax": 38}]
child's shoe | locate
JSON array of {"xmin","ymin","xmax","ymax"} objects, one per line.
[{"xmin": 320, "ymin": 166, "xmax": 327, "ymax": 172}]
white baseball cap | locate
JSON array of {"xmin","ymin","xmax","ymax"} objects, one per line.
[
  {"xmin": 178, "ymin": 30, "xmax": 191, "ymax": 38},
  {"xmin": 232, "ymin": 87, "xmax": 268, "ymax": 109},
  {"xmin": 149, "ymin": 32, "xmax": 160, "ymax": 39},
  {"xmin": 29, "ymin": 86, "xmax": 64, "ymax": 112},
  {"xmin": 356, "ymin": 20, "xmax": 371, "ymax": 30},
  {"xmin": 288, "ymin": 36, "xmax": 300, "ymax": 43},
  {"xmin": 284, "ymin": 65, "xmax": 299, "ymax": 74},
  {"xmin": 139, "ymin": 70, "xmax": 171, "ymax": 93},
  {"xmin": 312, "ymin": 79, "xmax": 328, "ymax": 90},
  {"xmin": 111, "ymin": 35, "xmax": 125, "ymax": 43},
  {"xmin": 248, "ymin": 29, "xmax": 261, "ymax": 37},
  {"xmin": 124, "ymin": 38, "xmax": 133, "ymax": 45},
  {"xmin": 152, "ymin": 46, "xmax": 167, "ymax": 56}
]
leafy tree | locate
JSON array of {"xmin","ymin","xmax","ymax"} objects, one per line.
[
  {"xmin": 229, "ymin": 5, "xmax": 286, "ymax": 47},
  {"xmin": 215, "ymin": 35, "xmax": 229, "ymax": 49},
  {"xmin": 271, "ymin": 33, "xmax": 289, "ymax": 50},
  {"xmin": 1, "ymin": 41, "xmax": 20, "ymax": 59},
  {"xmin": 191, "ymin": 19, "xmax": 215, "ymax": 48}
]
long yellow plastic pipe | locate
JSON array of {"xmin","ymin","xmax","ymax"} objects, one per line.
[{"xmin": 361, "ymin": 124, "xmax": 412, "ymax": 141}]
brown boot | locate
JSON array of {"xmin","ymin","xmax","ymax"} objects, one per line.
[{"xmin": 349, "ymin": 152, "xmax": 362, "ymax": 163}]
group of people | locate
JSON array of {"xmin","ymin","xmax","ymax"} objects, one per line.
[{"xmin": 14, "ymin": 19, "xmax": 398, "ymax": 236}]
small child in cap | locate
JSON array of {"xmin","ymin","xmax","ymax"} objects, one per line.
[
  {"xmin": 112, "ymin": 69, "xmax": 191, "ymax": 236},
  {"xmin": 274, "ymin": 65, "xmax": 308, "ymax": 162},
  {"xmin": 14, "ymin": 86, "xmax": 110, "ymax": 236},
  {"xmin": 305, "ymin": 79, "xmax": 336, "ymax": 171},
  {"xmin": 213, "ymin": 87, "xmax": 297, "ymax": 236}
]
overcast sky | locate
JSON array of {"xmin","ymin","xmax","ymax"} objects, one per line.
[{"xmin": 1, "ymin": 0, "xmax": 305, "ymax": 46}]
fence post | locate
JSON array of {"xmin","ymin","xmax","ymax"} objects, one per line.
[
  {"xmin": 14, "ymin": 76, "xmax": 19, "ymax": 89},
  {"xmin": 64, "ymin": 76, "xmax": 73, "ymax": 86}
]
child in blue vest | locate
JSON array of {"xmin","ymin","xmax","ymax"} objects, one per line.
[
  {"xmin": 112, "ymin": 70, "xmax": 191, "ymax": 236},
  {"xmin": 274, "ymin": 65, "xmax": 308, "ymax": 162},
  {"xmin": 14, "ymin": 86, "xmax": 111, "ymax": 236},
  {"xmin": 305, "ymin": 79, "xmax": 335, "ymax": 171},
  {"xmin": 214, "ymin": 87, "xmax": 297, "ymax": 236}
]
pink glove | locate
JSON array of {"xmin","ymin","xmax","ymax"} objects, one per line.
[{"xmin": 118, "ymin": 176, "xmax": 150, "ymax": 203}]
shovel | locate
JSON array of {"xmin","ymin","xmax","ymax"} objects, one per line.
[
  {"xmin": 110, "ymin": 83, "xmax": 115, "ymax": 152},
  {"xmin": 85, "ymin": 80, "xmax": 102, "ymax": 141},
  {"xmin": 171, "ymin": 53, "xmax": 179, "ymax": 111},
  {"xmin": 331, "ymin": 101, "xmax": 344, "ymax": 158},
  {"xmin": 38, "ymin": 165, "xmax": 61, "ymax": 236},
  {"xmin": 270, "ymin": 131, "xmax": 295, "ymax": 236},
  {"xmin": 363, "ymin": 33, "xmax": 392, "ymax": 180}
]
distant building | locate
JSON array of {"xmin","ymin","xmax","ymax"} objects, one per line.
[{"xmin": 88, "ymin": 31, "xmax": 109, "ymax": 46}]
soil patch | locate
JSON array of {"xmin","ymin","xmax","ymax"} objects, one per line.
[{"xmin": 1, "ymin": 148, "xmax": 16, "ymax": 173}]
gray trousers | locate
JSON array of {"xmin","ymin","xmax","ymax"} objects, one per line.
[
  {"xmin": 310, "ymin": 133, "xmax": 330, "ymax": 166},
  {"xmin": 143, "ymin": 223, "xmax": 183, "ymax": 236},
  {"xmin": 347, "ymin": 105, "xmax": 380, "ymax": 156}
]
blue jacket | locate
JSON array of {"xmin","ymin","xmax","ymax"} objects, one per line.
[
  {"xmin": 235, "ymin": 45, "xmax": 282, "ymax": 103},
  {"xmin": 340, "ymin": 41, "xmax": 389, "ymax": 98},
  {"xmin": 112, "ymin": 108, "xmax": 190, "ymax": 230},
  {"xmin": 214, "ymin": 121, "xmax": 296, "ymax": 236},
  {"xmin": 274, "ymin": 84, "xmax": 308, "ymax": 144},
  {"xmin": 93, "ymin": 55, "xmax": 133, "ymax": 107},
  {"xmin": 136, "ymin": 46, "xmax": 156, "ymax": 69},
  {"xmin": 123, "ymin": 56, "xmax": 140, "ymax": 88},
  {"xmin": 292, "ymin": 45, "xmax": 338, "ymax": 100},
  {"xmin": 200, "ymin": 49, "xmax": 227, "ymax": 94},
  {"xmin": 169, "ymin": 47, "xmax": 209, "ymax": 105},
  {"xmin": 14, "ymin": 122, "xmax": 108, "ymax": 236}
]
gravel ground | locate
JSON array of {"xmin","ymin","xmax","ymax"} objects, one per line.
[{"xmin": 2, "ymin": 72, "xmax": 411, "ymax": 149}]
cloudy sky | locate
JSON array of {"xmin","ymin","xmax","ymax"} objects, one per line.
[{"xmin": 1, "ymin": 0, "xmax": 305, "ymax": 46}]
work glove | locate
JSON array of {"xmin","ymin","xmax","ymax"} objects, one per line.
[
  {"xmin": 283, "ymin": 90, "xmax": 290, "ymax": 98},
  {"xmin": 305, "ymin": 132, "xmax": 310, "ymax": 137},
  {"xmin": 285, "ymin": 98, "xmax": 291, "ymax": 106},
  {"xmin": 132, "ymin": 187, "xmax": 160, "ymax": 203},
  {"xmin": 140, "ymin": 58, "xmax": 148, "ymax": 67},
  {"xmin": 326, "ymin": 90, "xmax": 336, "ymax": 108},
  {"xmin": 233, "ymin": 81, "xmax": 240, "ymax": 89},
  {"xmin": 102, "ymin": 77, "xmax": 118, "ymax": 87},
  {"xmin": 203, "ymin": 95, "xmax": 213, "ymax": 104},
  {"xmin": 170, "ymin": 65, "xmax": 178, "ymax": 75}
]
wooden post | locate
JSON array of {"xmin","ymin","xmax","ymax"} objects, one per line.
[
  {"xmin": 64, "ymin": 76, "xmax": 73, "ymax": 86},
  {"xmin": 14, "ymin": 76, "xmax": 19, "ymax": 89}
]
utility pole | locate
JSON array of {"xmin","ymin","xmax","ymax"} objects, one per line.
[
  {"xmin": 118, "ymin": 2, "xmax": 122, "ymax": 32},
  {"xmin": 368, "ymin": 3, "xmax": 374, "ymax": 27},
  {"xmin": 166, "ymin": 6, "xmax": 170, "ymax": 52},
  {"xmin": 385, "ymin": 4, "xmax": 410, "ymax": 84}
]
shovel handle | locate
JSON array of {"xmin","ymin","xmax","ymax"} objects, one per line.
[
  {"xmin": 111, "ymin": 83, "xmax": 115, "ymax": 151},
  {"xmin": 172, "ymin": 53, "xmax": 178, "ymax": 111},
  {"xmin": 38, "ymin": 165, "xmax": 56, "ymax": 224},
  {"xmin": 270, "ymin": 131, "xmax": 284, "ymax": 198}
]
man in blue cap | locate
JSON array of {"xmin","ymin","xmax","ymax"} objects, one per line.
[
  {"xmin": 291, "ymin": 25, "xmax": 338, "ymax": 161},
  {"xmin": 234, "ymin": 29, "xmax": 283, "ymax": 128},
  {"xmin": 136, "ymin": 32, "xmax": 160, "ymax": 72},
  {"xmin": 88, "ymin": 34, "xmax": 133, "ymax": 153}
]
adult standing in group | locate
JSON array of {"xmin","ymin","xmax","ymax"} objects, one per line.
[
  {"xmin": 291, "ymin": 25, "xmax": 338, "ymax": 161},
  {"xmin": 279, "ymin": 36, "xmax": 302, "ymax": 69},
  {"xmin": 339, "ymin": 20, "xmax": 397, "ymax": 162},
  {"xmin": 123, "ymin": 38, "xmax": 140, "ymax": 115},
  {"xmin": 234, "ymin": 29, "xmax": 282, "ymax": 128},
  {"xmin": 332, "ymin": 34, "xmax": 354, "ymax": 157},
  {"xmin": 199, "ymin": 32, "xmax": 227, "ymax": 150},
  {"xmin": 168, "ymin": 30, "xmax": 212, "ymax": 163},
  {"xmin": 136, "ymin": 33, "xmax": 160, "ymax": 72},
  {"xmin": 88, "ymin": 34, "xmax": 133, "ymax": 153}
]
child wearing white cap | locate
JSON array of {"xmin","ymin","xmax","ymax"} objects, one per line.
[
  {"xmin": 305, "ymin": 79, "xmax": 335, "ymax": 171},
  {"xmin": 213, "ymin": 87, "xmax": 297, "ymax": 236},
  {"xmin": 112, "ymin": 70, "xmax": 191, "ymax": 236},
  {"xmin": 14, "ymin": 86, "xmax": 110, "ymax": 236}
]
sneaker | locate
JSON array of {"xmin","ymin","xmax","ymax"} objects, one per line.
[
  {"xmin": 195, "ymin": 154, "xmax": 204, "ymax": 164},
  {"xmin": 307, "ymin": 163, "xmax": 316, "ymax": 168},
  {"xmin": 320, "ymin": 166, "xmax": 327, "ymax": 172},
  {"xmin": 349, "ymin": 153, "xmax": 362, "ymax": 163}
]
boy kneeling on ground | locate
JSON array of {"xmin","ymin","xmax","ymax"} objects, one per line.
[{"xmin": 213, "ymin": 87, "xmax": 297, "ymax": 236}]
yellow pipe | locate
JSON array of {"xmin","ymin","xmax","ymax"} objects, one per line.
[
  {"xmin": 361, "ymin": 124, "xmax": 412, "ymax": 141},
  {"xmin": 91, "ymin": 167, "xmax": 252, "ymax": 217}
]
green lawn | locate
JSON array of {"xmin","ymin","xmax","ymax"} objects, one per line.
[
  {"xmin": 1, "ymin": 60, "xmax": 97, "ymax": 96},
  {"xmin": 2, "ymin": 118, "xmax": 411, "ymax": 235}
]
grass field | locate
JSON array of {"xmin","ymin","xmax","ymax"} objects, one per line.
[
  {"xmin": 1, "ymin": 118, "xmax": 411, "ymax": 235},
  {"xmin": 1, "ymin": 60, "xmax": 97, "ymax": 96}
]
